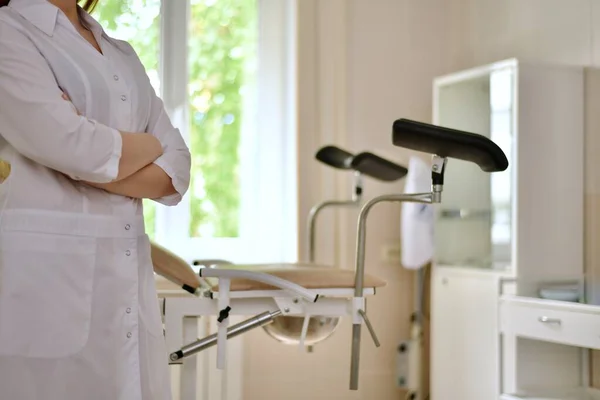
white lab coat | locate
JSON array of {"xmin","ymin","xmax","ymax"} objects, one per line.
[{"xmin": 0, "ymin": 1, "xmax": 191, "ymax": 399}]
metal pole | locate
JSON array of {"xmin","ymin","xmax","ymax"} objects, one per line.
[
  {"xmin": 307, "ymin": 172, "xmax": 363, "ymax": 262},
  {"xmin": 308, "ymin": 172, "xmax": 362, "ymax": 263},
  {"xmin": 353, "ymin": 193, "xmax": 434, "ymax": 298},
  {"xmin": 349, "ymin": 155, "xmax": 447, "ymax": 390},
  {"xmin": 170, "ymin": 310, "xmax": 283, "ymax": 361},
  {"xmin": 307, "ymin": 200, "xmax": 358, "ymax": 262},
  {"xmin": 415, "ymin": 268, "xmax": 425, "ymax": 322},
  {"xmin": 349, "ymin": 192, "xmax": 435, "ymax": 391}
]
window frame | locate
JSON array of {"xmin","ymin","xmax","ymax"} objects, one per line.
[{"xmin": 153, "ymin": 0, "xmax": 298, "ymax": 265}]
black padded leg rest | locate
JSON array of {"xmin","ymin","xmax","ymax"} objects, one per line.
[
  {"xmin": 351, "ymin": 152, "xmax": 408, "ymax": 182},
  {"xmin": 315, "ymin": 146, "xmax": 355, "ymax": 170},
  {"xmin": 392, "ymin": 119, "xmax": 509, "ymax": 172}
]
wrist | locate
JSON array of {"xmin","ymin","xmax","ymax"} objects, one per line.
[
  {"xmin": 148, "ymin": 135, "xmax": 163, "ymax": 160},
  {"xmin": 147, "ymin": 136, "xmax": 163, "ymax": 164}
]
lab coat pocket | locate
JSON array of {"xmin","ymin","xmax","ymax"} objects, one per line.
[{"xmin": 0, "ymin": 232, "xmax": 97, "ymax": 358}]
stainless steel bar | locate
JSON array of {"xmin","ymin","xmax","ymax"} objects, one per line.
[
  {"xmin": 350, "ymin": 191, "xmax": 436, "ymax": 391},
  {"xmin": 416, "ymin": 268, "xmax": 425, "ymax": 323},
  {"xmin": 353, "ymin": 192, "xmax": 434, "ymax": 298},
  {"xmin": 349, "ymin": 324, "xmax": 362, "ymax": 390},
  {"xmin": 307, "ymin": 200, "xmax": 359, "ymax": 262},
  {"xmin": 358, "ymin": 309, "xmax": 380, "ymax": 347},
  {"xmin": 305, "ymin": 173, "xmax": 363, "ymax": 353},
  {"xmin": 307, "ymin": 172, "xmax": 363, "ymax": 262},
  {"xmin": 170, "ymin": 310, "xmax": 282, "ymax": 361}
]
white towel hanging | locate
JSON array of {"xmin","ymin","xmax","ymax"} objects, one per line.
[{"xmin": 401, "ymin": 156, "xmax": 434, "ymax": 270}]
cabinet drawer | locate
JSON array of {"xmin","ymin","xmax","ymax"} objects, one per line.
[{"xmin": 499, "ymin": 296, "xmax": 600, "ymax": 349}]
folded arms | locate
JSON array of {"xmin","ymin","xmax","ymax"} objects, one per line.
[{"xmin": 0, "ymin": 21, "xmax": 191, "ymax": 205}]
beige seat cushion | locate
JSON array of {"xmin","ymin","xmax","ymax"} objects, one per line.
[
  {"xmin": 206, "ymin": 263, "xmax": 387, "ymax": 292},
  {"xmin": 155, "ymin": 262, "xmax": 387, "ymax": 294}
]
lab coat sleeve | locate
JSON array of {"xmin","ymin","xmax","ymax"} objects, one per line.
[
  {"xmin": 117, "ymin": 40, "xmax": 191, "ymax": 206},
  {"xmin": 144, "ymin": 91, "xmax": 192, "ymax": 206},
  {"xmin": 114, "ymin": 40, "xmax": 191, "ymax": 206},
  {"xmin": 0, "ymin": 21, "xmax": 122, "ymax": 183}
]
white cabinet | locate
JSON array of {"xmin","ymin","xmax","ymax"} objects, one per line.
[
  {"xmin": 499, "ymin": 291, "xmax": 591, "ymax": 397},
  {"xmin": 430, "ymin": 59, "xmax": 600, "ymax": 400},
  {"xmin": 430, "ymin": 267, "xmax": 507, "ymax": 400},
  {"xmin": 433, "ymin": 59, "xmax": 585, "ymax": 285}
]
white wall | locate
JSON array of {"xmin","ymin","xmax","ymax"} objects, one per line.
[
  {"xmin": 243, "ymin": 1, "xmax": 466, "ymax": 399},
  {"xmin": 243, "ymin": 0, "xmax": 600, "ymax": 398},
  {"xmin": 463, "ymin": 0, "xmax": 597, "ymax": 67}
]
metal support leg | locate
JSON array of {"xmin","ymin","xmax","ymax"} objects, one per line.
[
  {"xmin": 164, "ymin": 297, "xmax": 216, "ymax": 400},
  {"xmin": 181, "ymin": 317, "xmax": 199, "ymax": 400},
  {"xmin": 350, "ymin": 190, "xmax": 439, "ymax": 390}
]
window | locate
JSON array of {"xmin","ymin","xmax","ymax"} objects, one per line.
[{"xmin": 93, "ymin": 0, "xmax": 297, "ymax": 264}]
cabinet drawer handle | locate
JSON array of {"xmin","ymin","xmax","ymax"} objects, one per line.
[{"xmin": 538, "ymin": 316, "xmax": 561, "ymax": 325}]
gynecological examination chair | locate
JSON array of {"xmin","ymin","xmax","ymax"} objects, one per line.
[
  {"xmin": 152, "ymin": 144, "xmax": 409, "ymax": 350},
  {"xmin": 153, "ymin": 118, "xmax": 509, "ymax": 399}
]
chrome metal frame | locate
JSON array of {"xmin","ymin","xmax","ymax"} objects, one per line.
[
  {"xmin": 161, "ymin": 286, "xmax": 378, "ymax": 400},
  {"xmin": 162, "ymin": 154, "xmax": 450, "ymax": 396},
  {"xmin": 307, "ymin": 171, "xmax": 363, "ymax": 262},
  {"xmin": 348, "ymin": 155, "xmax": 447, "ymax": 390}
]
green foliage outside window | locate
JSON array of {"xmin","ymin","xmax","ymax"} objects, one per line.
[
  {"xmin": 188, "ymin": 0, "xmax": 257, "ymax": 238},
  {"xmin": 92, "ymin": 0, "xmax": 257, "ymax": 240}
]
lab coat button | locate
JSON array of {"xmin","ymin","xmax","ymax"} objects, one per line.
[
  {"xmin": 125, "ymin": 250, "xmax": 131, "ymax": 256},
  {"xmin": 121, "ymin": 95, "xmax": 127, "ymax": 101},
  {"xmin": 125, "ymin": 224, "xmax": 131, "ymax": 230},
  {"xmin": 113, "ymin": 75, "xmax": 119, "ymax": 81},
  {"xmin": 126, "ymin": 307, "xmax": 131, "ymax": 314},
  {"xmin": 126, "ymin": 332, "xmax": 132, "ymax": 338}
]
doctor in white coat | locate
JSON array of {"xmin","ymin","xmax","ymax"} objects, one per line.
[{"xmin": 0, "ymin": 0, "xmax": 191, "ymax": 399}]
